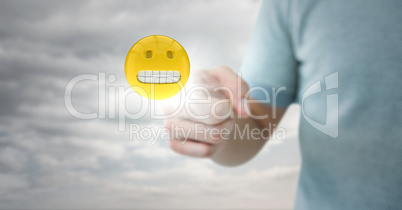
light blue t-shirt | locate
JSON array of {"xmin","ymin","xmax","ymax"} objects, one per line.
[{"xmin": 241, "ymin": 0, "xmax": 402, "ymax": 209}]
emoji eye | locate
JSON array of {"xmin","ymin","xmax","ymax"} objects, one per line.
[
  {"xmin": 145, "ymin": 50, "xmax": 152, "ymax": 59},
  {"xmin": 167, "ymin": 50, "xmax": 174, "ymax": 59}
]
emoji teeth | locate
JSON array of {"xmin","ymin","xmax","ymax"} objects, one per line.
[{"xmin": 137, "ymin": 70, "xmax": 181, "ymax": 84}]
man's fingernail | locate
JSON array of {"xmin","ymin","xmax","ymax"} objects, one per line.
[{"xmin": 241, "ymin": 98, "xmax": 250, "ymax": 117}]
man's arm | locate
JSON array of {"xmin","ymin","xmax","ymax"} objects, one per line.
[{"xmin": 211, "ymin": 102, "xmax": 286, "ymax": 166}]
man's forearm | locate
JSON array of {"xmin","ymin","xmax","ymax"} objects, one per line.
[{"xmin": 211, "ymin": 104, "xmax": 286, "ymax": 166}]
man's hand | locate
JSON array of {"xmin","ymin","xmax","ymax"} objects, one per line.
[
  {"xmin": 162, "ymin": 66, "xmax": 286, "ymax": 165},
  {"xmin": 162, "ymin": 66, "xmax": 248, "ymax": 158}
]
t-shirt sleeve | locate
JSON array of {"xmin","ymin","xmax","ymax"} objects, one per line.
[{"xmin": 241, "ymin": 0, "xmax": 298, "ymax": 108}]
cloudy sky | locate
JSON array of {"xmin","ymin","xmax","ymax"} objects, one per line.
[{"xmin": 0, "ymin": 0, "xmax": 301, "ymax": 209}]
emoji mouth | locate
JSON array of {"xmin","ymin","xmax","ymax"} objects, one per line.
[{"xmin": 137, "ymin": 70, "xmax": 181, "ymax": 84}]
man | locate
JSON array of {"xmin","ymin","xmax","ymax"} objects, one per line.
[{"xmin": 164, "ymin": 0, "xmax": 402, "ymax": 209}]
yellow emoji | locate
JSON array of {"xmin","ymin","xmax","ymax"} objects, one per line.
[{"xmin": 125, "ymin": 35, "xmax": 190, "ymax": 100}]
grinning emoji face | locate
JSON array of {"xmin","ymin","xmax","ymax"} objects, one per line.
[{"xmin": 125, "ymin": 35, "xmax": 190, "ymax": 100}]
